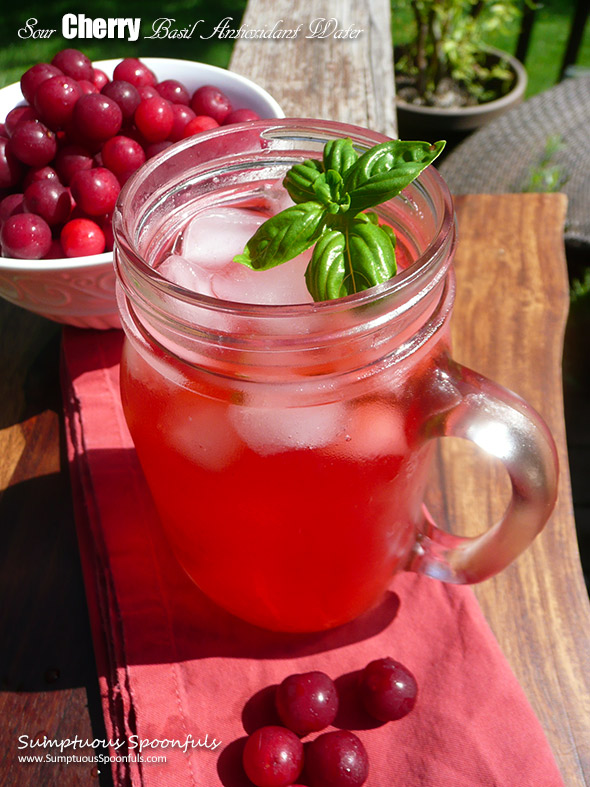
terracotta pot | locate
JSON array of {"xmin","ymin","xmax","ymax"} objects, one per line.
[{"xmin": 395, "ymin": 49, "xmax": 527, "ymax": 138}]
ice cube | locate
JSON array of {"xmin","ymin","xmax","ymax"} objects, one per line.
[
  {"xmin": 212, "ymin": 249, "xmax": 313, "ymax": 305},
  {"xmin": 181, "ymin": 206, "xmax": 266, "ymax": 270},
  {"xmin": 165, "ymin": 395, "xmax": 241, "ymax": 471},
  {"xmin": 228, "ymin": 397, "xmax": 345, "ymax": 455},
  {"xmin": 157, "ymin": 253, "xmax": 214, "ymax": 297},
  {"xmin": 334, "ymin": 399, "xmax": 408, "ymax": 460}
]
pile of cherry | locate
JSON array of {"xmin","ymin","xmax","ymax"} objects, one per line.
[
  {"xmin": 0, "ymin": 49, "xmax": 260, "ymax": 260},
  {"xmin": 241, "ymin": 657, "xmax": 417, "ymax": 787}
]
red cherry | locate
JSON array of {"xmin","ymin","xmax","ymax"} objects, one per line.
[
  {"xmin": 134, "ymin": 97, "xmax": 174, "ymax": 142},
  {"xmin": 223, "ymin": 108, "xmax": 261, "ymax": 125},
  {"xmin": 156, "ymin": 79, "xmax": 190, "ymax": 105},
  {"xmin": 101, "ymin": 135, "xmax": 146, "ymax": 177},
  {"xmin": 1, "ymin": 213, "xmax": 52, "ymax": 259},
  {"xmin": 5, "ymin": 106, "xmax": 38, "ymax": 137},
  {"xmin": 20, "ymin": 63, "xmax": 63, "ymax": 105},
  {"xmin": 9, "ymin": 120, "xmax": 57, "ymax": 168},
  {"xmin": 169, "ymin": 104, "xmax": 196, "ymax": 142},
  {"xmin": 113, "ymin": 58, "xmax": 156, "ymax": 88},
  {"xmin": 92, "ymin": 68, "xmax": 109, "ymax": 91},
  {"xmin": 181, "ymin": 115, "xmax": 219, "ymax": 138},
  {"xmin": 306, "ymin": 731, "xmax": 369, "ymax": 787},
  {"xmin": 73, "ymin": 94, "xmax": 123, "ymax": 142},
  {"xmin": 78, "ymin": 79, "xmax": 99, "ymax": 96},
  {"xmin": 60, "ymin": 217, "xmax": 105, "ymax": 257},
  {"xmin": 0, "ymin": 138, "xmax": 23, "ymax": 189},
  {"xmin": 190, "ymin": 85, "xmax": 232, "ymax": 123},
  {"xmin": 23, "ymin": 180, "xmax": 71, "ymax": 226},
  {"xmin": 44, "ymin": 238, "xmax": 66, "ymax": 259},
  {"xmin": 51, "ymin": 48, "xmax": 93, "ymax": 81},
  {"xmin": 101, "ymin": 80, "xmax": 141, "ymax": 122},
  {"xmin": 0, "ymin": 193, "xmax": 25, "ymax": 224},
  {"xmin": 70, "ymin": 167, "xmax": 120, "ymax": 216},
  {"xmin": 358, "ymin": 657, "xmax": 418, "ymax": 721},
  {"xmin": 143, "ymin": 140, "xmax": 173, "ymax": 159},
  {"xmin": 275, "ymin": 671, "xmax": 339, "ymax": 736},
  {"xmin": 54, "ymin": 145, "xmax": 93, "ymax": 185},
  {"xmin": 242, "ymin": 726, "xmax": 303, "ymax": 787},
  {"xmin": 34, "ymin": 75, "xmax": 82, "ymax": 130}
]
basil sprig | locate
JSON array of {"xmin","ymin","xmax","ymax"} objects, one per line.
[{"xmin": 233, "ymin": 138, "xmax": 445, "ymax": 301}]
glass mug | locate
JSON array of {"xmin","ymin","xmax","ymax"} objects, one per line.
[{"xmin": 113, "ymin": 119, "xmax": 558, "ymax": 632}]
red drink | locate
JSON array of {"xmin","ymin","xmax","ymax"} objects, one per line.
[
  {"xmin": 120, "ymin": 282, "xmax": 449, "ymax": 631},
  {"xmin": 114, "ymin": 120, "xmax": 557, "ymax": 632}
]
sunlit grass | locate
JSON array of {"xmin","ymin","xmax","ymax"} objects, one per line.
[
  {"xmin": 0, "ymin": 1, "xmax": 247, "ymax": 87},
  {"xmin": 391, "ymin": 0, "xmax": 590, "ymax": 98}
]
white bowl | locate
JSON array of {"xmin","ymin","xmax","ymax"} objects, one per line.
[{"xmin": 0, "ymin": 57, "xmax": 284, "ymax": 329}]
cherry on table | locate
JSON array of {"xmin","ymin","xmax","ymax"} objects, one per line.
[
  {"xmin": 242, "ymin": 726, "xmax": 303, "ymax": 787},
  {"xmin": 358, "ymin": 657, "xmax": 418, "ymax": 722},
  {"xmin": 275, "ymin": 671, "xmax": 339, "ymax": 737},
  {"xmin": 305, "ymin": 730, "xmax": 369, "ymax": 787}
]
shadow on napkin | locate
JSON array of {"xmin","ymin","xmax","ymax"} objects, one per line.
[{"xmin": 61, "ymin": 327, "xmax": 565, "ymax": 787}]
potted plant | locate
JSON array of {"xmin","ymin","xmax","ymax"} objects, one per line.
[{"xmin": 393, "ymin": 0, "xmax": 527, "ymax": 141}]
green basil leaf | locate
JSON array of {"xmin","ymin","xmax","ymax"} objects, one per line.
[
  {"xmin": 233, "ymin": 202, "xmax": 327, "ymax": 270},
  {"xmin": 305, "ymin": 229, "xmax": 346, "ymax": 301},
  {"xmin": 323, "ymin": 138, "xmax": 358, "ymax": 175},
  {"xmin": 342, "ymin": 219, "xmax": 397, "ymax": 295},
  {"xmin": 305, "ymin": 219, "xmax": 397, "ymax": 301},
  {"xmin": 312, "ymin": 169, "xmax": 344, "ymax": 206},
  {"xmin": 283, "ymin": 159, "xmax": 324, "ymax": 204},
  {"xmin": 344, "ymin": 140, "xmax": 445, "ymax": 213}
]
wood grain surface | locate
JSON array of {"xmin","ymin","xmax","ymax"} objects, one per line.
[
  {"xmin": 446, "ymin": 194, "xmax": 590, "ymax": 785},
  {"xmin": 0, "ymin": 306, "xmax": 109, "ymax": 785},
  {"xmin": 0, "ymin": 2, "xmax": 589, "ymax": 785},
  {"xmin": 230, "ymin": 0, "xmax": 397, "ymax": 137},
  {"xmin": 232, "ymin": 3, "xmax": 590, "ymax": 784}
]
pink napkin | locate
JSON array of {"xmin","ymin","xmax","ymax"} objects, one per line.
[{"xmin": 61, "ymin": 326, "xmax": 564, "ymax": 787}]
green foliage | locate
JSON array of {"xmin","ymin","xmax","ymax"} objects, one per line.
[
  {"xmin": 235, "ymin": 138, "xmax": 445, "ymax": 301},
  {"xmin": 393, "ymin": 0, "xmax": 523, "ymax": 103},
  {"xmin": 571, "ymin": 267, "xmax": 590, "ymax": 314},
  {"xmin": 521, "ymin": 135, "xmax": 569, "ymax": 193}
]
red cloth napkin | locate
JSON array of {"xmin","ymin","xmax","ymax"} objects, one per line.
[{"xmin": 61, "ymin": 326, "xmax": 564, "ymax": 787}]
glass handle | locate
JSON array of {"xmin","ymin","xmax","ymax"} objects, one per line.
[{"xmin": 408, "ymin": 361, "xmax": 559, "ymax": 584}]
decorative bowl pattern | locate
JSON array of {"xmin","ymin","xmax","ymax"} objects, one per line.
[{"xmin": 0, "ymin": 57, "xmax": 284, "ymax": 329}]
